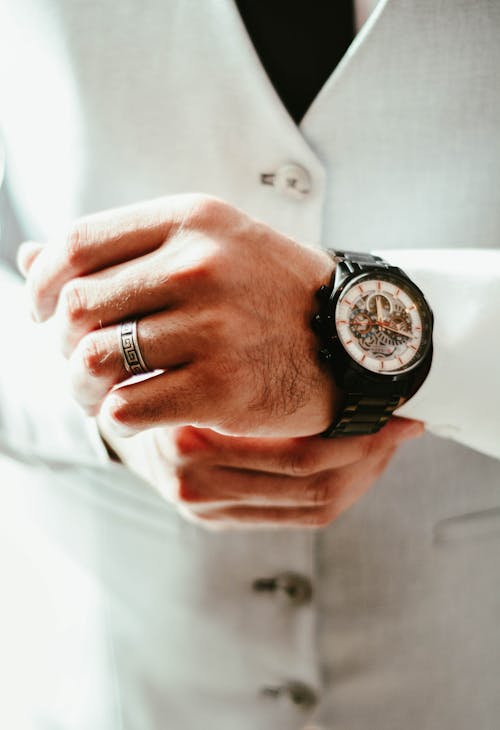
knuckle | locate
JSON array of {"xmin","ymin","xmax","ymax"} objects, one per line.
[
  {"xmin": 189, "ymin": 195, "xmax": 226, "ymax": 225},
  {"xmin": 172, "ymin": 426, "xmax": 213, "ymax": 462},
  {"xmin": 173, "ymin": 468, "xmax": 194, "ymax": 503},
  {"xmin": 171, "ymin": 257, "xmax": 220, "ymax": 293},
  {"xmin": 307, "ymin": 473, "xmax": 335, "ymax": 506},
  {"xmin": 188, "ymin": 259, "xmax": 218, "ymax": 287},
  {"xmin": 64, "ymin": 220, "xmax": 90, "ymax": 268},
  {"xmin": 306, "ymin": 508, "xmax": 333, "ymax": 528},
  {"xmin": 172, "ymin": 467, "xmax": 207, "ymax": 505},
  {"xmin": 285, "ymin": 445, "xmax": 318, "ymax": 477},
  {"xmin": 77, "ymin": 334, "xmax": 105, "ymax": 378},
  {"xmin": 107, "ymin": 395, "xmax": 131, "ymax": 426},
  {"xmin": 60, "ymin": 280, "xmax": 88, "ymax": 325}
]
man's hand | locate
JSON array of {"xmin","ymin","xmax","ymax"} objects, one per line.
[
  {"xmin": 18, "ymin": 194, "xmax": 424, "ymax": 530},
  {"xmin": 19, "ymin": 194, "xmax": 338, "ymax": 438},
  {"xmin": 97, "ymin": 416, "xmax": 424, "ymax": 529}
]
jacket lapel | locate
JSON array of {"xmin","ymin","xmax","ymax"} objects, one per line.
[{"xmin": 225, "ymin": 0, "xmax": 393, "ymax": 132}]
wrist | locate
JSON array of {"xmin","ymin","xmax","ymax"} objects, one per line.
[{"xmin": 301, "ymin": 247, "xmax": 344, "ymax": 432}]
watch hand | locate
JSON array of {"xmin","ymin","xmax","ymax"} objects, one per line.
[
  {"xmin": 376, "ymin": 321, "xmax": 412, "ymax": 338},
  {"xmin": 376, "ymin": 295, "xmax": 384, "ymax": 321}
]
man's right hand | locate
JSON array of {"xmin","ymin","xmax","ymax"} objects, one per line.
[{"xmin": 99, "ymin": 415, "xmax": 424, "ymax": 529}]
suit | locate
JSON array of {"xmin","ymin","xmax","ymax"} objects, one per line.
[{"xmin": 0, "ymin": 1, "xmax": 499, "ymax": 728}]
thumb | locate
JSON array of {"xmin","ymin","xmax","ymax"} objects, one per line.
[
  {"xmin": 388, "ymin": 416, "xmax": 425, "ymax": 442},
  {"xmin": 17, "ymin": 240, "xmax": 45, "ymax": 277}
]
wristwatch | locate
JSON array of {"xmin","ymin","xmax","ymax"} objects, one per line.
[{"xmin": 312, "ymin": 250, "xmax": 433, "ymax": 437}]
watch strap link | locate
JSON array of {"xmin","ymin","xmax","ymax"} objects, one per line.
[
  {"xmin": 322, "ymin": 393, "xmax": 401, "ymax": 438},
  {"xmin": 328, "ymin": 249, "xmax": 393, "ymax": 274},
  {"xmin": 330, "ymin": 250, "xmax": 383, "ymax": 263}
]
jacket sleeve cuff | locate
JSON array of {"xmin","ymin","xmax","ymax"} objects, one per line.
[{"xmin": 374, "ymin": 248, "xmax": 500, "ymax": 460}]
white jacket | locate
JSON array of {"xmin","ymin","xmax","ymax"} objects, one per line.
[{"xmin": 0, "ymin": 1, "xmax": 499, "ymax": 728}]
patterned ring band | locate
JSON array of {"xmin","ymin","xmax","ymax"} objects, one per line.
[{"xmin": 118, "ymin": 320, "xmax": 150, "ymax": 375}]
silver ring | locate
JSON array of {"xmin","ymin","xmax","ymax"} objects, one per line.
[{"xmin": 118, "ymin": 320, "xmax": 150, "ymax": 375}]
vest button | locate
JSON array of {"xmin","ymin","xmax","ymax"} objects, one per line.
[
  {"xmin": 252, "ymin": 571, "xmax": 313, "ymax": 606},
  {"xmin": 286, "ymin": 681, "xmax": 318, "ymax": 709},
  {"xmin": 261, "ymin": 681, "xmax": 319, "ymax": 709},
  {"xmin": 274, "ymin": 162, "xmax": 312, "ymax": 199}
]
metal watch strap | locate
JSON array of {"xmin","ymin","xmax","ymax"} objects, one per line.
[
  {"xmin": 328, "ymin": 249, "xmax": 394, "ymax": 274},
  {"xmin": 322, "ymin": 393, "xmax": 401, "ymax": 437},
  {"xmin": 320, "ymin": 249, "xmax": 402, "ymax": 438}
]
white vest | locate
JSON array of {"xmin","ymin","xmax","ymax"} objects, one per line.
[{"xmin": 0, "ymin": 2, "xmax": 499, "ymax": 728}]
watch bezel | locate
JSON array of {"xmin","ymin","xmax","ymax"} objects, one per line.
[{"xmin": 326, "ymin": 269, "xmax": 434, "ymax": 389}]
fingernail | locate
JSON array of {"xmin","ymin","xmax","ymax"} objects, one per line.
[
  {"xmin": 399, "ymin": 421, "xmax": 425, "ymax": 440},
  {"xmin": 17, "ymin": 240, "xmax": 44, "ymax": 277}
]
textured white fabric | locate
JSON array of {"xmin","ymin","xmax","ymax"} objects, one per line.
[
  {"xmin": 0, "ymin": 1, "xmax": 499, "ymax": 729},
  {"xmin": 0, "ymin": 264, "xmax": 110, "ymax": 466},
  {"xmin": 379, "ymin": 248, "xmax": 500, "ymax": 459}
]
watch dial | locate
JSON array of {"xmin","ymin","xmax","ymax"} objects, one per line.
[{"xmin": 335, "ymin": 275, "xmax": 429, "ymax": 374}]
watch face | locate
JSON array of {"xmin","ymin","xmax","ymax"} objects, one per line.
[{"xmin": 335, "ymin": 273, "xmax": 431, "ymax": 375}]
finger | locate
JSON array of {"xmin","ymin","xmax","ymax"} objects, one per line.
[
  {"xmin": 27, "ymin": 193, "xmax": 198, "ymax": 322},
  {"xmin": 174, "ymin": 446, "xmax": 394, "ymax": 507},
  {"xmin": 181, "ymin": 417, "xmax": 423, "ymax": 476},
  {"xmin": 56, "ymin": 252, "xmax": 188, "ymax": 356},
  {"xmin": 180, "ymin": 446, "xmax": 399, "ymax": 528},
  {"xmin": 69, "ymin": 311, "xmax": 198, "ymax": 413},
  {"xmin": 17, "ymin": 241, "xmax": 45, "ymax": 277},
  {"xmin": 99, "ymin": 363, "xmax": 212, "ymax": 436},
  {"xmin": 184, "ymin": 504, "xmax": 334, "ymax": 529}
]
